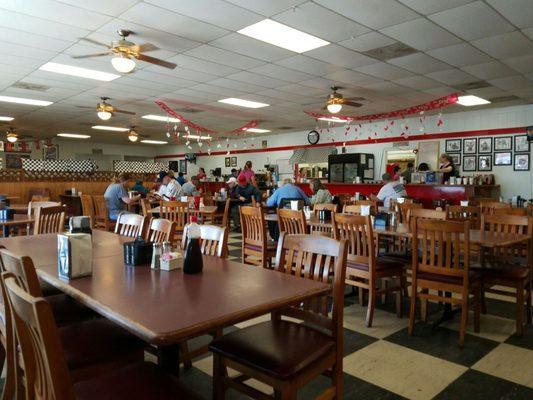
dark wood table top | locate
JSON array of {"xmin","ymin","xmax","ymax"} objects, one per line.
[
  {"xmin": 8, "ymin": 204, "xmax": 29, "ymax": 214},
  {"xmin": 148, "ymin": 205, "xmax": 218, "ymax": 215},
  {"xmin": 0, "ymin": 214, "xmax": 34, "ymax": 226}
]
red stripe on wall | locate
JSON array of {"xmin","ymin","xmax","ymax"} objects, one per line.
[{"xmin": 155, "ymin": 126, "xmax": 526, "ymax": 159}]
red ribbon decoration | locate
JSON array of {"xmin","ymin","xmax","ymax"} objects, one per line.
[
  {"xmin": 305, "ymin": 93, "xmax": 459, "ymax": 122},
  {"xmin": 20, "ymin": 141, "xmax": 28, "ymax": 152}
]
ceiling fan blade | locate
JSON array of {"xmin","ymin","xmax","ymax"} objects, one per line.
[
  {"xmin": 136, "ymin": 53, "xmax": 177, "ymax": 69},
  {"xmin": 344, "ymin": 97, "xmax": 366, "ymax": 101},
  {"xmin": 114, "ymin": 109, "xmax": 136, "ymax": 115},
  {"xmin": 71, "ymin": 52, "xmax": 110, "ymax": 59},
  {"xmin": 343, "ymin": 101, "xmax": 363, "ymax": 107},
  {"xmin": 129, "ymin": 43, "xmax": 159, "ymax": 53},
  {"xmin": 75, "ymin": 106, "xmax": 95, "ymax": 109},
  {"xmin": 79, "ymin": 37, "xmax": 110, "ymax": 48}
]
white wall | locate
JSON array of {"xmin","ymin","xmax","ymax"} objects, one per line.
[{"xmin": 158, "ymin": 104, "xmax": 533, "ymax": 200}]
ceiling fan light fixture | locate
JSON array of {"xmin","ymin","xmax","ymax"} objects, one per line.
[
  {"xmin": 111, "ymin": 54, "xmax": 136, "ymax": 73},
  {"xmin": 327, "ymin": 103, "xmax": 342, "ymax": 114},
  {"xmin": 6, "ymin": 131, "xmax": 18, "ymax": 143},
  {"xmin": 97, "ymin": 110, "xmax": 112, "ymax": 120},
  {"xmin": 128, "ymin": 130, "xmax": 139, "ymax": 142}
]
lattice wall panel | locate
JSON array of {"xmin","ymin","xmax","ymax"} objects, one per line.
[
  {"xmin": 114, "ymin": 161, "xmax": 168, "ymax": 174},
  {"xmin": 22, "ymin": 159, "xmax": 97, "ymax": 173}
]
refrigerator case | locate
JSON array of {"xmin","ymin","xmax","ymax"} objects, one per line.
[{"xmin": 328, "ymin": 153, "xmax": 374, "ymax": 183}]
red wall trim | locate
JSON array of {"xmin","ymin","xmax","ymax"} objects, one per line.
[{"xmin": 155, "ymin": 126, "xmax": 526, "ymax": 159}]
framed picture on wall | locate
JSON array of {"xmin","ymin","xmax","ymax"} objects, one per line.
[
  {"xmin": 478, "ymin": 137, "xmax": 492, "ymax": 153},
  {"xmin": 224, "ymin": 157, "xmax": 230, "ymax": 167},
  {"xmin": 445, "ymin": 139, "xmax": 461, "ymax": 153},
  {"xmin": 463, "ymin": 156, "xmax": 476, "ymax": 171},
  {"xmin": 463, "ymin": 138, "xmax": 477, "ymax": 154},
  {"xmin": 494, "ymin": 136, "xmax": 512, "ymax": 151},
  {"xmin": 179, "ymin": 159, "xmax": 187, "ymax": 174},
  {"xmin": 230, "ymin": 157, "xmax": 237, "ymax": 167},
  {"xmin": 43, "ymin": 145, "xmax": 59, "ymax": 160},
  {"xmin": 478, "ymin": 155, "xmax": 492, "ymax": 171},
  {"xmin": 494, "ymin": 152, "xmax": 512, "ymax": 166},
  {"xmin": 514, "ymin": 135, "xmax": 529, "ymax": 152},
  {"xmin": 514, "ymin": 153, "xmax": 529, "ymax": 171},
  {"xmin": 449, "ymin": 153, "xmax": 461, "ymax": 165}
]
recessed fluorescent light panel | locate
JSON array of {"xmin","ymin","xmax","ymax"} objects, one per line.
[
  {"xmin": 142, "ymin": 114, "xmax": 181, "ymax": 123},
  {"xmin": 140, "ymin": 140, "xmax": 168, "ymax": 144},
  {"xmin": 0, "ymin": 116, "xmax": 14, "ymax": 121},
  {"xmin": 218, "ymin": 98, "xmax": 269, "ymax": 109},
  {"xmin": 91, "ymin": 125, "xmax": 129, "ymax": 132},
  {"xmin": 245, "ymin": 128, "xmax": 270, "ymax": 133},
  {"xmin": 457, "ymin": 95, "xmax": 490, "ymax": 106},
  {"xmin": 39, "ymin": 62, "xmax": 120, "ymax": 81},
  {"xmin": 0, "ymin": 95, "xmax": 53, "ymax": 106},
  {"xmin": 57, "ymin": 133, "xmax": 91, "ymax": 139},
  {"xmin": 318, "ymin": 117, "xmax": 347, "ymax": 123},
  {"xmin": 185, "ymin": 134, "xmax": 212, "ymax": 140},
  {"xmin": 238, "ymin": 19, "xmax": 329, "ymax": 53}
]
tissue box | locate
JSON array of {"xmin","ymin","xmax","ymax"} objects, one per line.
[
  {"xmin": 160, "ymin": 252, "xmax": 183, "ymax": 271},
  {"xmin": 58, "ymin": 233, "xmax": 93, "ymax": 279}
]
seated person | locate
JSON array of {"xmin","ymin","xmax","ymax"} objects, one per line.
[
  {"xmin": 104, "ymin": 173, "xmax": 140, "ymax": 221},
  {"xmin": 371, "ymin": 173, "xmax": 407, "ymax": 209},
  {"xmin": 226, "ymin": 176, "xmax": 238, "ymax": 199},
  {"xmin": 154, "ymin": 172, "xmax": 181, "ymax": 200},
  {"xmin": 131, "ymin": 180, "xmax": 149, "ymax": 197},
  {"xmin": 401, "ymin": 162, "xmax": 414, "ymax": 183},
  {"xmin": 177, "ymin": 172, "xmax": 187, "ymax": 186},
  {"xmin": 392, "ymin": 165, "xmax": 401, "ymax": 180},
  {"xmin": 180, "ymin": 176, "xmax": 200, "ymax": 196},
  {"xmin": 309, "ymin": 178, "xmax": 332, "ymax": 205},
  {"xmin": 266, "ymin": 178, "xmax": 310, "ymax": 208},
  {"xmin": 231, "ymin": 174, "xmax": 262, "ymax": 232}
]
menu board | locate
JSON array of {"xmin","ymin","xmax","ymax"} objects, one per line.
[{"xmin": 417, "ymin": 141, "xmax": 440, "ymax": 170}]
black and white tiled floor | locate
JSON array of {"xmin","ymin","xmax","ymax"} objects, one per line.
[{"xmin": 163, "ymin": 231, "xmax": 533, "ymax": 399}]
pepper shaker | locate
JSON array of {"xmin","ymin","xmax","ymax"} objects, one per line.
[{"xmin": 151, "ymin": 243, "xmax": 162, "ymax": 270}]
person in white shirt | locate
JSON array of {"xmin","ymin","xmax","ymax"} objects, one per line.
[
  {"xmin": 156, "ymin": 172, "xmax": 182, "ymax": 200},
  {"xmin": 372, "ymin": 173, "xmax": 407, "ymax": 209}
]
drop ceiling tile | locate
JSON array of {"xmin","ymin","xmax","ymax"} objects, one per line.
[
  {"xmin": 224, "ymin": 71, "xmax": 286, "ymax": 89},
  {"xmin": 0, "ymin": 42, "xmax": 58, "ymax": 61},
  {"xmin": 360, "ymin": 81, "xmax": 408, "ymax": 95},
  {"xmin": 338, "ymin": 32, "xmax": 397, "ymax": 53},
  {"xmin": 466, "ymin": 86, "xmax": 508, "ymax": 98},
  {"xmin": 273, "ymin": 2, "xmax": 369, "ymax": 42},
  {"xmin": 298, "ymin": 77, "xmax": 339, "ymax": 90},
  {"xmin": 380, "ymin": 18, "xmax": 462, "ymax": 51},
  {"xmin": 120, "ymin": 3, "xmax": 229, "ymax": 43},
  {"xmin": 501, "ymin": 54, "xmax": 533, "ymax": 74},
  {"xmin": 207, "ymin": 77, "xmax": 269, "ymax": 93},
  {"xmin": 275, "ymin": 55, "xmax": 344, "ymax": 75},
  {"xmin": 306, "ymin": 45, "xmax": 376, "ymax": 69},
  {"xmin": 188, "ymin": 83, "xmax": 247, "ymax": 97},
  {"xmin": 423, "ymin": 86, "xmax": 456, "ymax": 96},
  {"xmin": 248, "ymin": 64, "xmax": 314, "ymax": 83},
  {"xmin": 55, "ymin": 0, "xmax": 140, "ymax": 17},
  {"xmin": 392, "ymin": 76, "xmax": 443, "ymax": 90},
  {"xmin": 489, "ymin": 75, "xmax": 533, "ymax": 90},
  {"xmin": 0, "ymin": 55, "xmax": 48, "ymax": 70},
  {"xmin": 397, "ymin": 0, "xmax": 476, "ymax": 14},
  {"xmin": 523, "ymin": 28, "xmax": 533, "ymax": 40},
  {"xmin": 130, "ymin": 70, "xmax": 197, "ymax": 88},
  {"xmin": 427, "ymin": 43, "xmax": 493, "ymax": 67},
  {"xmin": 315, "ymin": 0, "xmax": 418, "ymax": 30},
  {"xmin": 0, "ymin": 28, "xmax": 73, "ymax": 53},
  {"xmin": 428, "ymin": 1, "xmax": 515, "ymax": 41},
  {"xmin": 324, "ymin": 69, "xmax": 381, "ymax": 85},
  {"xmin": 145, "ymin": 0, "xmax": 263, "ymax": 30},
  {"xmin": 461, "ymin": 61, "xmax": 520, "ymax": 80},
  {"xmin": 224, "ymin": 0, "xmax": 306, "ymax": 17},
  {"xmin": 184, "ymin": 45, "xmax": 265, "ymax": 69},
  {"xmin": 255, "ymin": 89, "xmax": 305, "ymax": 102},
  {"xmin": 209, "ymin": 33, "xmax": 293, "ymax": 62},
  {"xmin": 485, "ymin": 0, "xmax": 533, "ymax": 29},
  {"xmin": 168, "ymin": 55, "xmax": 239, "ymax": 77},
  {"xmin": 354, "ymin": 62, "xmax": 414, "ymax": 80},
  {"xmin": 276, "ymin": 83, "xmax": 325, "ymax": 97},
  {"xmin": 173, "ymin": 88, "xmax": 222, "ymax": 102},
  {"xmin": 471, "ymin": 31, "xmax": 533, "ymax": 58},
  {"xmin": 388, "ymin": 53, "xmax": 451, "ymax": 74},
  {"xmin": 426, "ymin": 68, "xmax": 477, "ymax": 85}
]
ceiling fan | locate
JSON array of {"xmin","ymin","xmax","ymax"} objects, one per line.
[
  {"xmin": 324, "ymin": 86, "xmax": 365, "ymax": 114},
  {"xmin": 72, "ymin": 29, "xmax": 177, "ymax": 73},
  {"xmin": 5, "ymin": 127, "xmax": 17, "ymax": 143},
  {"xmin": 77, "ymin": 97, "xmax": 136, "ymax": 121}
]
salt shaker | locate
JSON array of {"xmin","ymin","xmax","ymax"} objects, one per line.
[{"xmin": 151, "ymin": 243, "xmax": 162, "ymax": 270}]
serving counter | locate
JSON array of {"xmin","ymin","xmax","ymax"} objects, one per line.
[{"xmin": 296, "ymin": 182, "xmax": 500, "ymax": 208}]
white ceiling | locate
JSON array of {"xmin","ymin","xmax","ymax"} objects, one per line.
[{"xmin": 0, "ymin": 0, "xmax": 531, "ymax": 145}]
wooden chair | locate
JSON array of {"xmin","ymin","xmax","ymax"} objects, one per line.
[
  {"xmin": 181, "ymin": 224, "xmax": 228, "ymax": 258},
  {"xmin": 397, "ymin": 202, "xmax": 423, "ymax": 224},
  {"xmin": 240, "ymin": 206, "xmax": 276, "ymax": 268},
  {"xmin": 160, "ymin": 201, "xmax": 189, "ymax": 242},
  {"xmin": 28, "ymin": 188, "xmax": 51, "ymax": 202},
  {"xmin": 212, "ymin": 199, "xmax": 231, "ymax": 228},
  {"xmin": 80, "ymin": 195, "xmax": 95, "ymax": 228},
  {"xmin": 210, "ymin": 233, "xmax": 348, "ymax": 400},
  {"xmin": 446, "ymin": 205, "xmax": 481, "ymax": 229},
  {"xmin": 145, "ymin": 218, "xmax": 176, "ymax": 244},
  {"xmin": 92, "ymin": 195, "xmax": 115, "ymax": 231},
  {"xmin": 114, "ymin": 212, "xmax": 148, "ymax": 238},
  {"xmin": 390, "ymin": 197, "xmax": 414, "ymax": 211},
  {"xmin": 333, "ymin": 213, "xmax": 406, "ymax": 327},
  {"xmin": 313, "ymin": 203, "xmax": 337, "ymax": 212},
  {"xmin": 475, "ymin": 214, "xmax": 532, "ymax": 335},
  {"xmin": 409, "ymin": 219, "xmax": 481, "ymax": 347},
  {"xmin": 140, "ymin": 198, "xmax": 152, "ymax": 217},
  {"xmin": 277, "ymin": 208, "xmax": 307, "ymax": 234},
  {"xmin": 407, "ymin": 208, "xmax": 447, "ymax": 227},
  {"xmin": 33, "ymin": 205, "xmax": 66, "ymax": 235},
  {"xmin": 493, "ymin": 207, "xmax": 528, "ymax": 216},
  {"xmin": 27, "ymin": 201, "xmax": 61, "ymax": 216},
  {"xmin": 343, "ymin": 204, "xmax": 361, "ymax": 214},
  {"xmin": 480, "ymin": 201, "xmax": 511, "ymax": 215},
  {"xmin": 354, "ymin": 200, "xmax": 377, "ymax": 214},
  {"xmin": 30, "ymin": 195, "xmax": 50, "ymax": 202},
  {"xmin": 2, "ymin": 273, "xmax": 198, "ymax": 400}
]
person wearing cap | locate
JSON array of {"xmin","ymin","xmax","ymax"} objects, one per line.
[
  {"xmin": 371, "ymin": 173, "xmax": 407, "ymax": 209},
  {"xmin": 154, "ymin": 172, "xmax": 182, "ymax": 200},
  {"xmin": 177, "ymin": 172, "xmax": 187, "ymax": 186},
  {"xmin": 226, "ymin": 176, "xmax": 238, "ymax": 199},
  {"xmin": 232, "ymin": 173, "xmax": 261, "ymax": 231}
]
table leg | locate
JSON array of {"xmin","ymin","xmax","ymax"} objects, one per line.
[
  {"xmin": 2, "ymin": 226, "xmax": 9, "ymax": 237},
  {"xmin": 157, "ymin": 344, "xmax": 180, "ymax": 377},
  {"xmin": 431, "ymin": 292, "xmax": 460, "ymax": 329}
]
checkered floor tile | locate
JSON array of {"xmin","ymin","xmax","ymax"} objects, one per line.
[{"xmin": 169, "ymin": 231, "xmax": 533, "ymax": 399}]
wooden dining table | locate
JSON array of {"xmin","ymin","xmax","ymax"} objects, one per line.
[
  {"xmin": 148, "ymin": 205, "xmax": 218, "ymax": 215},
  {"xmin": 264, "ymin": 213, "xmax": 334, "ymax": 230},
  {"xmin": 0, "ymin": 230, "xmax": 329, "ymax": 376},
  {"xmin": 0, "ymin": 214, "xmax": 34, "ymax": 237}
]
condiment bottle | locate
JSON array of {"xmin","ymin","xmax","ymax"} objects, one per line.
[
  {"xmin": 183, "ymin": 216, "xmax": 203, "ymax": 274},
  {"xmin": 151, "ymin": 243, "xmax": 162, "ymax": 270}
]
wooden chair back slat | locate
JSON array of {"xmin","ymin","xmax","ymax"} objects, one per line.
[
  {"xmin": 114, "ymin": 213, "xmax": 147, "ymax": 238},
  {"xmin": 480, "ymin": 201, "xmax": 511, "ymax": 215},
  {"xmin": 140, "ymin": 198, "xmax": 152, "ymax": 217},
  {"xmin": 278, "ymin": 208, "xmax": 307, "ymax": 235},
  {"xmin": 332, "ymin": 214, "xmax": 374, "ymax": 268},
  {"xmin": 313, "ymin": 203, "xmax": 337, "ymax": 212},
  {"xmin": 446, "ymin": 205, "xmax": 481, "ymax": 229},
  {"xmin": 146, "ymin": 218, "xmax": 176, "ymax": 244},
  {"xmin": 240, "ymin": 206, "xmax": 271, "ymax": 267},
  {"xmin": 493, "ymin": 207, "xmax": 528, "ymax": 216},
  {"xmin": 92, "ymin": 195, "xmax": 108, "ymax": 219},
  {"xmin": 481, "ymin": 214, "xmax": 531, "ymax": 259},
  {"xmin": 159, "ymin": 201, "xmax": 189, "ymax": 236},
  {"xmin": 80, "ymin": 195, "xmax": 95, "ymax": 227},
  {"xmin": 0, "ymin": 249, "xmax": 43, "ymax": 296},
  {"xmin": 33, "ymin": 206, "xmax": 66, "ymax": 235},
  {"xmin": 27, "ymin": 201, "xmax": 61, "ymax": 217},
  {"xmin": 221, "ymin": 199, "xmax": 231, "ymax": 228},
  {"xmin": 342, "ymin": 204, "xmax": 361, "ymax": 214},
  {"xmin": 398, "ymin": 202, "xmax": 423, "ymax": 224},
  {"xmin": 390, "ymin": 197, "xmax": 414, "ymax": 211},
  {"xmin": 182, "ymin": 224, "xmax": 228, "ymax": 258},
  {"xmin": 407, "ymin": 208, "xmax": 447, "ymax": 227}
]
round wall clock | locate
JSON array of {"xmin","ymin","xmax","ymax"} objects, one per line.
[{"xmin": 307, "ymin": 130, "xmax": 320, "ymax": 145}]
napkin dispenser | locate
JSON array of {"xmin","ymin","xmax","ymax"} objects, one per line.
[
  {"xmin": 123, "ymin": 236, "xmax": 153, "ymax": 266},
  {"xmin": 0, "ymin": 208, "xmax": 14, "ymax": 220},
  {"xmin": 69, "ymin": 216, "xmax": 92, "ymax": 234},
  {"xmin": 58, "ymin": 233, "xmax": 93, "ymax": 279},
  {"xmin": 374, "ymin": 212, "xmax": 390, "ymax": 228}
]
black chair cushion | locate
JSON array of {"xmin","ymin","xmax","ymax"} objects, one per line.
[
  {"xmin": 471, "ymin": 265, "xmax": 529, "ymax": 281},
  {"xmin": 347, "ymin": 257, "xmax": 404, "ymax": 272},
  {"xmin": 209, "ymin": 320, "xmax": 334, "ymax": 380}
]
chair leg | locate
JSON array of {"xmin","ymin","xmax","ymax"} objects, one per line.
[
  {"xmin": 358, "ymin": 287, "xmax": 364, "ymax": 306},
  {"xmin": 408, "ymin": 285, "xmax": 417, "ymax": 336},
  {"xmin": 473, "ymin": 286, "xmax": 481, "ymax": 334},
  {"xmin": 180, "ymin": 341, "xmax": 192, "ymax": 369},
  {"xmin": 480, "ymin": 283, "xmax": 487, "ymax": 315},
  {"xmin": 275, "ymin": 384, "xmax": 298, "ymax": 400},
  {"xmin": 420, "ymin": 289, "xmax": 429, "ymax": 323},
  {"xmin": 397, "ymin": 274, "xmax": 407, "ymax": 319},
  {"xmin": 332, "ymin": 360, "xmax": 343, "ymax": 400},
  {"xmin": 459, "ymin": 296, "xmax": 468, "ymax": 347},
  {"xmin": 516, "ymin": 283, "xmax": 524, "ymax": 336},
  {"xmin": 527, "ymin": 281, "xmax": 532, "ymax": 325},
  {"xmin": 365, "ymin": 282, "xmax": 376, "ymax": 328},
  {"xmin": 213, "ymin": 353, "xmax": 227, "ymax": 400}
]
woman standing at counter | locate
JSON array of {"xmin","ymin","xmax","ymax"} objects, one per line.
[
  {"xmin": 437, "ymin": 154, "xmax": 457, "ymax": 182},
  {"xmin": 309, "ymin": 178, "xmax": 332, "ymax": 205}
]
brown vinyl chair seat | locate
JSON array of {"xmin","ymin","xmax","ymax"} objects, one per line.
[
  {"xmin": 417, "ymin": 271, "xmax": 480, "ymax": 286},
  {"xmin": 75, "ymin": 362, "xmax": 200, "ymax": 400},
  {"xmin": 209, "ymin": 320, "xmax": 334, "ymax": 380},
  {"xmin": 46, "ymin": 293, "xmax": 97, "ymax": 326},
  {"xmin": 347, "ymin": 257, "xmax": 404, "ymax": 272},
  {"xmin": 244, "ymin": 241, "xmax": 277, "ymax": 252},
  {"xmin": 471, "ymin": 265, "xmax": 529, "ymax": 281},
  {"xmin": 60, "ymin": 318, "xmax": 145, "ymax": 370},
  {"xmin": 380, "ymin": 252, "xmax": 411, "ymax": 263}
]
